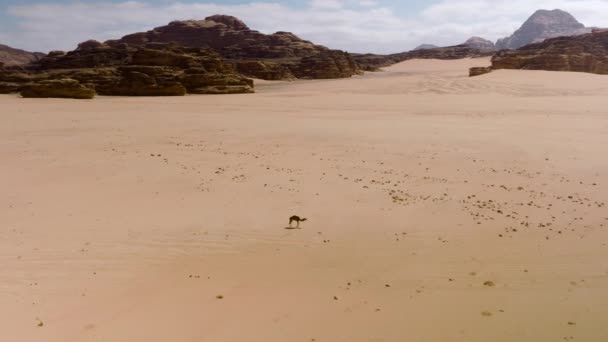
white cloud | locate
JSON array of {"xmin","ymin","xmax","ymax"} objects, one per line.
[
  {"xmin": 2, "ymin": 0, "xmax": 608, "ymax": 54},
  {"xmin": 310, "ymin": 0, "xmax": 344, "ymax": 10},
  {"xmin": 358, "ymin": 0, "xmax": 379, "ymax": 7}
]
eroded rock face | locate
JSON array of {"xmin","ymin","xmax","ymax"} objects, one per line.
[
  {"xmin": 20, "ymin": 79, "xmax": 95, "ymax": 99},
  {"xmin": 96, "ymin": 66, "xmax": 187, "ymax": 96},
  {"xmin": 0, "ymin": 44, "xmax": 45, "ymax": 66},
  {"xmin": 108, "ymin": 15, "xmax": 361, "ymax": 80},
  {"xmin": 39, "ymin": 40, "xmax": 132, "ymax": 69},
  {"xmin": 293, "ymin": 50, "xmax": 360, "ymax": 79},
  {"xmin": 0, "ymin": 41, "xmax": 254, "ymax": 97},
  {"xmin": 496, "ymin": 9, "xmax": 591, "ymax": 50},
  {"xmin": 491, "ymin": 29, "xmax": 608, "ymax": 74},
  {"xmin": 234, "ymin": 60, "xmax": 294, "ymax": 80}
]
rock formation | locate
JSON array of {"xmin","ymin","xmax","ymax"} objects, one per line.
[
  {"xmin": 496, "ymin": 9, "xmax": 591, "ymax": 50},
  {"xmin": 1, "ymin": 15, "xmax": 364, "ymax": 98},
  {"xmin": 108, "ymin": 15, "xmax": 361, "ymax": 80},
  {"xmin": 0, "ymin": 40, "xmax": 254, "ymax": 98},
  {"xmin": 491, "ymin": 29, "xmax": 608, "ymax": 75},
  {"xmin": 20, "ymin": 79, "xmax": 95, "ymax": 99},
  {"xmin": 464, "ymin": 37, "xmax": 496, "ymax": 52},
  {"xmin": 469, "ymin": 67, "xmax": 492, "ymax": 77},
  {"xmin": 0, "ymin": 44, "xmax": 45, "ymax": 66}
]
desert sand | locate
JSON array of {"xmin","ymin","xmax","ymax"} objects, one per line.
[{"xmin": 1, "ymin": 57, "xmax": 608, "ymax": 341}]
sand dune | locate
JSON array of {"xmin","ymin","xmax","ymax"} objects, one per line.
[{"xmin": 1, "ymin": 57, "xmax": 607, "ymax": 341}]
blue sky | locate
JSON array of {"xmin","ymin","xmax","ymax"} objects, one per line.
[{"xmin": 1, "ymin": 1, "xmax": 607, "ymax": 53}]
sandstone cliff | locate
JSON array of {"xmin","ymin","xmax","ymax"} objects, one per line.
[
  {"xmin": 0, "ymin": 40, "xmax": 254, "ymax": 98},
  {"xmin": 108, "ymin": 15, "xmax": 361, "ymax": 80},
  {"xmin": 491, "ymin": 29, "xmax": 608, "ymax": 75}
]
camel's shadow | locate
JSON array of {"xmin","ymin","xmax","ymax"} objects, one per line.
[{"xmin": 284, "ymin": 226, "xmax": 302, "ymax": 230}]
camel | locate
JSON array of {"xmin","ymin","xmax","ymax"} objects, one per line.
[{"xmin": 289, "ymin": 215, "xmax": 307, "ymax": 228}]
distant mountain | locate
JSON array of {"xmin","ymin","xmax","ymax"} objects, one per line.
[
  {"xmin": 354, "ymin": 44, "xmax": 494, "ymax": 71},
  {"xmin": 496, "ymin": 9, "xmax": 591, "ymax": 50},
  {"xmin": 0, "ymin": 44, "xmax": 44, "ymax": 67},
  {"xmin": 413, "ymin": 44, "xmax": 439, "ymax": 51},
  {"xmin": 463, "ymin": 37, "xmax": 495, "ymax": 52}
]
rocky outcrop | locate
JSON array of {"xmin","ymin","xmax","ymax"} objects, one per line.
[
  {"xmin": 20, "ymin": 79, "xmax": 95, "ymax": 99},
  {"xmin": 350, "ymin": 53, "xmax": 401, "ymax": 71},
  {"xmin": 496, "ymin": 9, "xmax": 591, "ymax": 50},
  {"xmin": 96, "ymin": 66, "xmax": 187, "ymax": 96},
  {"xmin": 180, "ymin": 68, "xmax": 254, "ymax": 94},
  {"xmin": 0, "ymin": 44, "xmax": 45, "ymax": 66},
  {"xmin": 491, "ymin": 29, "xmax": 608, "ymax": 75},
  {"xmin": 108, "ymin": 15, "xmax": 361, "ymax": 80},
  {"xmin": 0, "ymin": 40, "xmax": 254, "ymax": 97},
  {"xmin": 464, "ymin": 37, "xmax": 496, "ymax": 52},
  {"xmin": 293, "ymin": 50, "xmax": 360, "ymax": 79},
  {"xmin": 469, "ymin": 67, "xmax": 493, "ymax": 77}
]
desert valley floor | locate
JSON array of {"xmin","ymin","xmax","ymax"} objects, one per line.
[{"xmin": 1, "ymin": 57, "xmax": 608, "ymax": 341}]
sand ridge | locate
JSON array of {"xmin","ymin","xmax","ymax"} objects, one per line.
[{"xmin": 1, "ymin": 58, "xmax": 608, "ymax": 341}]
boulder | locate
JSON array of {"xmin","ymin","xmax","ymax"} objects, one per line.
[
  {"xmin": 469, "ymin": 67, "xmax": 493, "ymax": 77},
  {"xmin": 20, "ymin": 78, "xmax": 95, "ymax": 99}
]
